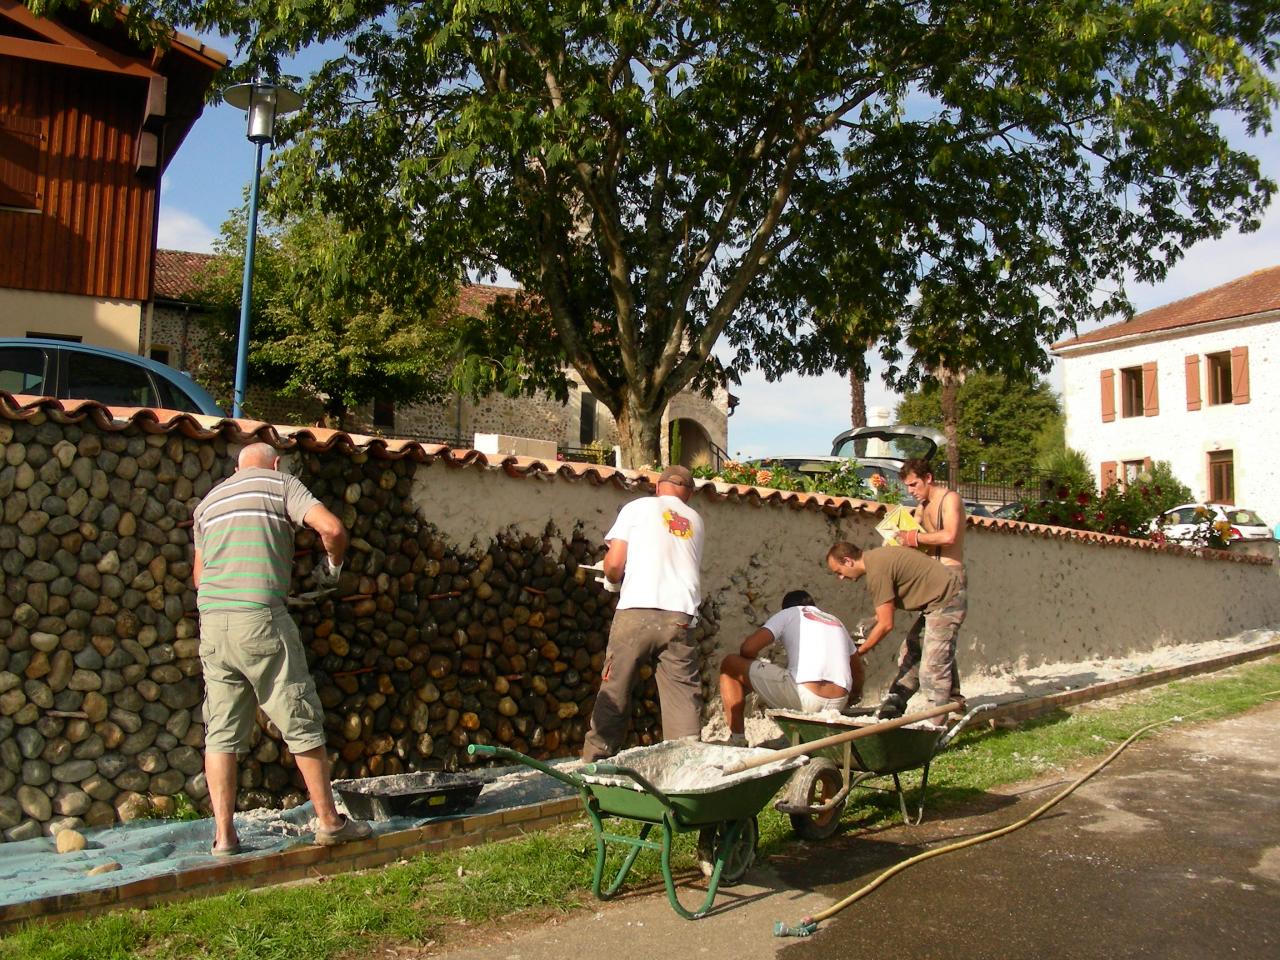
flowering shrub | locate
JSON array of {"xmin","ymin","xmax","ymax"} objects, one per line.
[
  {"xmin": 1020, "ymin": 465, "xmax": 1193, "ymax": 541},
  {"xmin": 693, "ymin": 458, "xmax": 887, "ymax": 502}
]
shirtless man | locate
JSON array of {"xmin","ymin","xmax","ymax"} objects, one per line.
[
  {"xmin": 879, "ymin": 458, "xmax": 969, "ymax": 719},
  {"xmin": 894, "ymin": 458, "xmax": 966, "ymax": 575}
]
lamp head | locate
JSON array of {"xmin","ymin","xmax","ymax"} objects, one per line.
[{"xmin": 224, "ymin": 80, "xmax": 303, "ymax": 145}]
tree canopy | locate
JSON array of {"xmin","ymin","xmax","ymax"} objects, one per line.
[
  {"xmin": 43, "ymin": 0, "xmax": 1280, "ymax": 465},
  {"xmin": 192, "ymin": 207, "xmax": 458, "ymax": 425},
  {"xmin": 895, "ymin": 373, "xmax": 1062, "ymax": 477}
]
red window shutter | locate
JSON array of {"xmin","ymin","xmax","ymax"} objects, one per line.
[
  {"xmin": 1231, "ymin": 346, "xmax": 1250, "ymax": 404},
  {"xmin": 1184, "ymin": 354, "xmax": 1201, "ymax": 411},
  {"xmin": 1143, "ymin": 457, "xmax": 1152, "ymax": 472},
  {"xmin": 1100, "ymin": 461, "xmax": 1118, "ymax": 491},
  {"xmin": 1100, "ymin": 369, "xmax": 1115, "ymax": 423},
  {"xmin": 1142, "ymin": 361, "xmax": 1159, "ymax": 417},
  {"xmin": 0, "ymin": 113, "xmax": 46, "ymax": 210}
]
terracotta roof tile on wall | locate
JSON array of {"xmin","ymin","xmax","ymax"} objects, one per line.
[
  {"xmin": 1054, "ymin": 265, "xmax": 1280, "ymax": 350},
  {"xmin": 0, "ymin": 392, "xmax": 1270, "ymax": 566}
]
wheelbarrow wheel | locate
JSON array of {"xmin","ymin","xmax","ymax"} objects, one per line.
[
  {"xmin": 787, "ymin": 757, "xmax": 846, "ymax": 841},
  {"xmin": 696, "ymin": 816, "xmax": 758, "ymax": 886}
]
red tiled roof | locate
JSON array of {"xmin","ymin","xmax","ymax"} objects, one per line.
[
  {"xmin": 152, "ymin": 250, "xmax": 523, "ymax": 315},
  {"xmin": 154, "ymin": 249, "xmax": 219, "ymax": 301},
  {"xmin": 0, "ymin": 392, "xmax": 1267, "ymax": 565},
  {"xmin": 1054, "ymin": 265, "xmax": 1280, "ymax": 351}
]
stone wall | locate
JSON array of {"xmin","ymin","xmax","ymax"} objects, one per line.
[{"xmin": 1, "ymin": 403, "xmax": 1277, "ymax": 843}]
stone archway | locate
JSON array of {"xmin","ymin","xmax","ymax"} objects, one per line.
[{"xmin": 670, "ymin": 417, "xmax": 714, "ymax": 469}]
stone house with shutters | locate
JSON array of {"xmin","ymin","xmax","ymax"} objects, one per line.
[{"xmin": 1052, "ymin": 266, "xmax": 1274, "ymax": 510}]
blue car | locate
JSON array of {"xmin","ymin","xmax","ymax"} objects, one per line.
[{"xmin": 0, "ymin": 338, "xmax": 224, "ymax": 416}]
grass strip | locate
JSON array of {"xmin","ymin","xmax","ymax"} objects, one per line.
[{"xmin": 3, "ymin": 657, "xmax": 1276, "ymax": 960}]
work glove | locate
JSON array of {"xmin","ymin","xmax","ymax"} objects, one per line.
[
  {"xmin": 895, "ymin": 529, "xmax": 919, "ymax": 548},
  {"xmin": 875, "ymin": 692, "xmax": 906, "ymax": 720},
  {"xmin": 312, "ymin": 556, "xmax": 343, "ymax": 589}
]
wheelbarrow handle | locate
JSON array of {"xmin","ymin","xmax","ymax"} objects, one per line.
[
  {"xmin": 720, "ymin": 700, "xmax": 964, "ymax": 775},
  {"xmin": 466, "ymin": 744, "xmax": 588, "ymax": 790},
  {"xmin": 580, "ymin": 762, "xmax": 677, "ymax": 812}
]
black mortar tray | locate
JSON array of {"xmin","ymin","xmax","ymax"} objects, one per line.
[{"xmin": 332, "ymin": 771, "xmax": 484, "ymax": 821}]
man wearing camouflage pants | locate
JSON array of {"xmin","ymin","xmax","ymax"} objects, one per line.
[{"xmin": 826, "ymin": 541, "xmax": 966, "ymax": 724}]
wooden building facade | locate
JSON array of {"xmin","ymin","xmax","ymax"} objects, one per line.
[{"xmin": 0, "ymin": 0, "xmax": 223, "ymax": 346}]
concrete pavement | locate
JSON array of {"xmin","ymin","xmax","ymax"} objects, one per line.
[{"xmin": 432, "ymin": 701, "xmax": 1280, "ymax": 960}]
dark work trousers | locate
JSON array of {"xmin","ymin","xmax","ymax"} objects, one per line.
[{"xmin": 581, "ymin": 607, "xmax": 701, "ymax": 761}]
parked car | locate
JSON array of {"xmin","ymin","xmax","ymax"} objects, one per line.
[
  {"xmin": 992, "ymin": 501, "xmax": 1027, "ymax": 520},
  {"xmin": 964, "ymin": 500, "xmax": 995, "ymax": 518},
  {"xmin": 753, "ymin": 424, "xmax": 946, "ymax": 492},
  {"xmin": 1150, "ymin": 503, "xmax": 1273, "ymax": 546},
  {"xmin": 0, "ymin": 338, "xmax": 224, "ymax": 416}
]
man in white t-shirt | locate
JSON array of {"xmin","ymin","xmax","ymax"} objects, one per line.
[
  {"xmin": 581, "ymin": 465, "xmax": 705, "ymax": 761},
  {"xmin": 718, "ymin": 590, "xmax": 863, "ymax": 746}
]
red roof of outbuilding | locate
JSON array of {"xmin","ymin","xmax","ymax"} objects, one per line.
[{"xmin": 1054, "ymin": 265, "xmax": 1280, "ymax": 351}]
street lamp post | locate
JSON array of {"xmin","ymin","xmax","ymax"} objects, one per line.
[{"xmin": 223, "ymin": 79, "xmax": 302, "ymax": 419}]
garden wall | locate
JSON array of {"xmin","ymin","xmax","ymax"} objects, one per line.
[{"xmin": 1, "ymin": 397, "xmax": 1277, "ymax": 843}]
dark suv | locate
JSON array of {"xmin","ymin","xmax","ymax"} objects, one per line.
[{"xmin": 0, "ymin": 338, "xmax": 224, "ymax": 416}]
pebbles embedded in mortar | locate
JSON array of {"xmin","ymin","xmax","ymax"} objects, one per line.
[{"xmin": 0, "ymin": 415, "xmax": 722, "ymax": 841}]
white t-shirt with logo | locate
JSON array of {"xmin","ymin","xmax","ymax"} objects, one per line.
[
  {"xmin": 760, "ymin": 606, "xmax": 854, "ymax": 688},
  {"xmin": 605, "ymin": 494, "xmax": 704, "ymax": 616}
]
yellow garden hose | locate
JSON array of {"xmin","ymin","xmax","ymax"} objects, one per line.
[{"xmin": 774, "ymin": 691, "xmax": 1280, "ymax": 938}]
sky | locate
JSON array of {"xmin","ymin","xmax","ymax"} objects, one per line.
[{"xmin": 159, "ymin": 43, "xmax": 1280, "ymax": 461}]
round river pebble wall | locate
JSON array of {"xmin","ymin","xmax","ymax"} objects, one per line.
[
  {"xmin": 2, "ymin": 401, "xmax": 1279, "ymax": 842},
  {"xmin": 0, "ymin": 412, "xmax": 720, "ymax": 842}
]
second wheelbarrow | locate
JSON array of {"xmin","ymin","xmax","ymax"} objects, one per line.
[
  {"xmin": 468, "ymin": 740, "xmax": 806, "ymax": 919},
  {"xmin": 769, "ymin": 702, "xmax": 995, "ymax": 838}
]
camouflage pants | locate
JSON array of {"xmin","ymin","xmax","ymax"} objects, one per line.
[
  {"xmin": 581, "ymin": 608, "xmax": 702, "ymax": 761},
  {"xmin": 888, "ymin": 578, "xmax": 967, "ymax": 710}
]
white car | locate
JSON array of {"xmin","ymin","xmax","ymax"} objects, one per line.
[{"xmin": 1151, "ymin": 503, "xmax": 1273, "ymax": 546}]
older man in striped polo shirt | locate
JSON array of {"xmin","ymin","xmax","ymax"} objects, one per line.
[{"xmin": 194, "ymin": 442, "xmax": 370, "ymax": 854}]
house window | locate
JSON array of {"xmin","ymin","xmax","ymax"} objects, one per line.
[
  {"xmin": 1206, "ymin": 352, "xmax": 1232, "ymax": 405},
  {"xmin": 1119, "ymin": 367, "xmax": 1144, "ymax": 417},
  {"xmin": 1208, "ymin": 450, "xmax": 1234, "ymax": 504},
  {"xmin": 1122, "ymin": 460, "xmax": 1146, "ymax": 488},
  {"xmin": 0, "ymin": 114, "xmax": 46, "ymax": 213},
  {"xmin": 373, "ymin": 399, "xmax": 395, "ymax": 428},
  {"xmin": 579, "ymin": 393, "xmax": 597, "ymax": 445},
  {"xmin": 149, "ymin": 346, "xmax": 172, "ymax": 366}
]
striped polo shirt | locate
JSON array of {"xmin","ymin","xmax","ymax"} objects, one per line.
[{"xmin": 193, "ymin": 467, "xmax": 320, "ymax": 612}]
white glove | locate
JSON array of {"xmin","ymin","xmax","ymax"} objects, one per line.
[{"xmin": 313, "ymin": 556, "xmax": 343, "ymax": 589}]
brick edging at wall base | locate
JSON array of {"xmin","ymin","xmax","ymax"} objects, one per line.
[
  {"xmin": 0, "ymin": 796, "xmax": 584, "ymax": 932},
  {"xmin": 984, "ymin": 642, "xmax": 1280, "ymax": 724}
]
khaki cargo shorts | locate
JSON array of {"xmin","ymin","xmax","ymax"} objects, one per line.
[
  {"xmin": 199, "ymin": 604, "xmax": 327, "ymax": 755},
  {"xmin": 748, "ymin": 660, "xmax": 849, "ymax": 714}
]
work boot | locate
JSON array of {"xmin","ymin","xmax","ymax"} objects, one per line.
[{"xmin": 875, "ymin": 692, "xmax": 907, "ymax": 720}]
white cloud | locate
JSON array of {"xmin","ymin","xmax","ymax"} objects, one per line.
[{"xmin": 157, "ymin": 208, "xmax": 218, "ymax": 253}]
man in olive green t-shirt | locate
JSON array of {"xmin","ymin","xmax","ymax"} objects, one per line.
[{"xmin": 826, "ymin": 542, "xmax": 966, "ymax": 723}]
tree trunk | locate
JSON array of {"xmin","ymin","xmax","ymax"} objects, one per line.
[
  {"xmin": 849, "ymin": 364, "xmax": 867, "ymax": 429},
  {"xmin": 614, "ymin": 400, "xmax": 665, "ymax": 471},
  {"xmin": 939, "ymin": 367, "xmax": 960, "ymax": 489}
]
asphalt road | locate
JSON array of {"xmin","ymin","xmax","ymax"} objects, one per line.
[{"xmin": 434, "ymin": 700, "xmax": 1280, "ymax": 960}]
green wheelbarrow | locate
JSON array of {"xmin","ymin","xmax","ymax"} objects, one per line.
[
  {"xmin": 468, "ymin": 740, "xmax": 806, "ymax": 919},
  {"xmin": 768, "ymin": 702, "xmax": 996, "ymax": 838}
]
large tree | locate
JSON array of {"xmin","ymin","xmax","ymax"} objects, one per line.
[{"xmin": 53, "ymin": 0, "xmax": 1279, "ymax": 466}]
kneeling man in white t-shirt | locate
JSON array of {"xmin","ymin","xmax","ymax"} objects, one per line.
[{"xmin": 718, "ymin": 590, "xmax": 864, "ymax": 746}]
